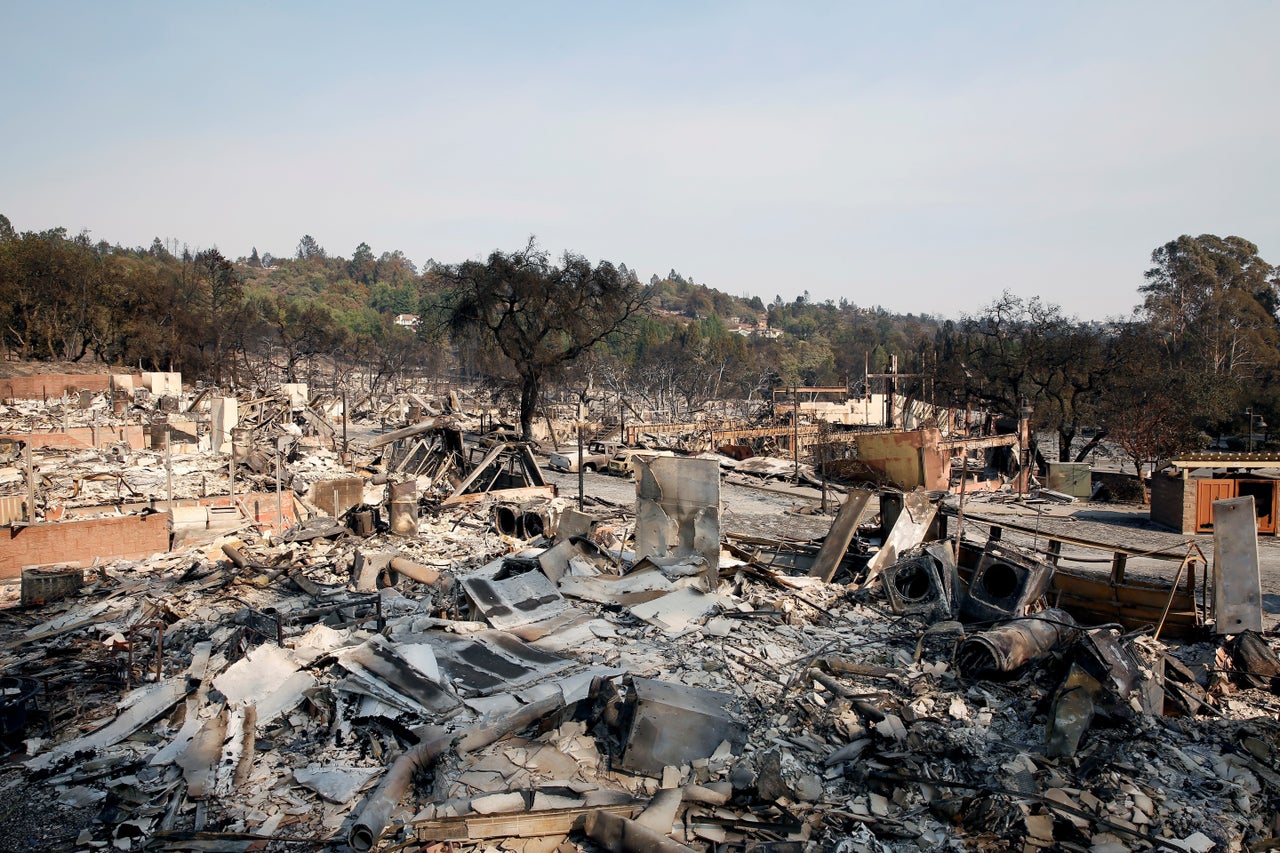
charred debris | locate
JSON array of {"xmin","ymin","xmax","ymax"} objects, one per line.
[{"xmin": 0, "ymin": 375, "xmax": 1276, "ymax": 853}]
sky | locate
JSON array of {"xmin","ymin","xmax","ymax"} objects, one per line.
[{"xmin": 1, "ymin": 2, "xmax": 1277, "ymax": 320}]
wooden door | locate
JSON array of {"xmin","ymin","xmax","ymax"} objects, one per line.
[
  {"xmin": 1196, "ymin": 480, "xmax": 1237, "ymax": 532},
  {"xmin": 1236, "ymin": 480, "xmax": 1278, "ymax": 535}
]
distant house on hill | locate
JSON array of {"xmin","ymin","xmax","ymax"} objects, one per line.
[
  {"xmin": 394, "ymin": 314, "xmax": 420, "ymax": 328},
  {"xmin": 731, "ymin": 318, "xmax": 781, "ymax": 338}
]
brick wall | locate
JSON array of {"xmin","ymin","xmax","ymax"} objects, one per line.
[
  {"xmin": 61, "ymin": 492, "xmax": 298, "ymax": 536},
  {"xmin": 0, "ymin": 512, "xmax": 171, "ymax": 579},
  {"xmin": 202, "ymin": 492, "xmax": 298, "ymax": 534},
  {"xmin": 0, "ymin": 374, "xmax": 114, "ymax": 401},
  {"xmin": 0, "ymin": 424, "xmax": 147, "ymax": 450}
]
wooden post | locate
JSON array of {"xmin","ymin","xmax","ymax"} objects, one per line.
[{"xmin": 1110, "ymin": 552, "xmax": 1127, "ymax": 584}]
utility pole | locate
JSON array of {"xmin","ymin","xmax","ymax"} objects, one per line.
[
  {"xmin": 792, "ymin": 385, "xmax": 799, "ymax": 483},
  {"xmin": 818, "ymin": 420, "xmax": 830, "ymax": 513},
  {"xmin": 276, "ymin": 436, "xmax": 284, "ymax": 533},
  {"xmin": 577, "ymin": 420, "xmax": 585, "ymax": 512},
  {"xmin": 165, "ymin": 429, "xmax": 174, "ymax": 515}
]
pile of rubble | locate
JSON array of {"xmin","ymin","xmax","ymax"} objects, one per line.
[
  {"xmin": 0, "ymin": 382, "xmax": 1277, "ymax": 853},
  {"xmin": 0, "ymin": 520, "xmax": 1274, "ymax": 851}
]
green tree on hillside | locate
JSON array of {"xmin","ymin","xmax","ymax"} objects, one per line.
[
  {"xmin": 438, "ymin": 239, "xmax": 649, "ymax": 439},
  {"xmin": 193, "ymin": 248, "xmax": 243, "ymax": 385}
]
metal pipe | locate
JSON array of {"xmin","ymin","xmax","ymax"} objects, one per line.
[
  {"xmin": 221, "ymin": 543, "xmax": 252, "ymax": 570},
  {"xmin": 348, "ymin": 694, "xmax": 565, "ymax": 852},
  {"xmin": 388, "ymin": 557, "xmax": 453, "ymax": 591},
  {"xmin": 956, "ymin": 609, "xmax": 1078, "ymax": 677}
]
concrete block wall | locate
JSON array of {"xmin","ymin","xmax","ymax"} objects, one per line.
[
  {"xmin": 0, "ymin": 512, "xmax": 171, "ymax": 579},
  {"xmin": 311, "ymin": 477, "xmax": 364, "ymax": 517},
  {"xmin": 57, "ymin": 492, "xmax": 297, "ymax": 535}
]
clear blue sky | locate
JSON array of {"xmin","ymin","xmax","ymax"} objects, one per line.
[{"xmin": 2, "ymin": 2, "xmax": 1276, "ymax": 320}]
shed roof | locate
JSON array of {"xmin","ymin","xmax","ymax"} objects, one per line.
[{"xmin": 1170, "ymin": 451, "xmax": 1280, "ymax": 470}]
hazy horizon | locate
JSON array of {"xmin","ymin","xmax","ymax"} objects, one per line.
[{"xmin": 2, "ymin": 2, "xmax": 1277, "ymax": 322}]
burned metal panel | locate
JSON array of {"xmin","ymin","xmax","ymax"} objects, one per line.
[
  {"xmin": 388, "ymin": 479, "xmax": 418, "ymax": 535},
  {"xmin": 461, "ymin": 555, "xmax": 571, "ymax": 630},
  {"xmin": 634, "ymin": 456, "xmax": 721, "ymax": 589},
  {"xmin": 882, "ymin": 542, "xmax": 955, "ymax": 619},
  {"xmin": 210, "ymin": 397, "xmax": 237, "ymax": 455},
  {"xmin": 961, "ymin": 541, "xmax": 1054, "ymax": 623},
  {"xmin": 862, "ymin": 489, "xmax": 937, "ymax": 585},
  {"xmin": 1077, "ymin": 627, "xmax": 1141, "ymax": 700},
  {"xmin": 312, "ymin": 477, "xmax": 365, "ymax": 518},
  {"xmin": 1212, "ymin": 496, "xmax": 1264, "ymax": 634},
  {"xmin": 404, "ymin": 628, "xmax": 574, "ymax": 696},
  {"xmin": 851, "ymin": 428, "xmax": 949, "ymax": 491},
  {"xmin": 337, "ymin": 635, "xmax": 460, "ymax": 714},
  {"xmin": 618, "ymin": 677, "xmax": 746, "ymax": 776},
  {"xmin": 1045, "ymin": 663, "xmax": 1100, "ymax": 759},
  {"xmin": 808, "ymin": 489, "xmax": 873, "ymax": 582}
]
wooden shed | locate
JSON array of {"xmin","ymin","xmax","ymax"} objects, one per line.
[{"xmin": 1151, "ymin": 452, "xmax": 1280, "ymax": 535}]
